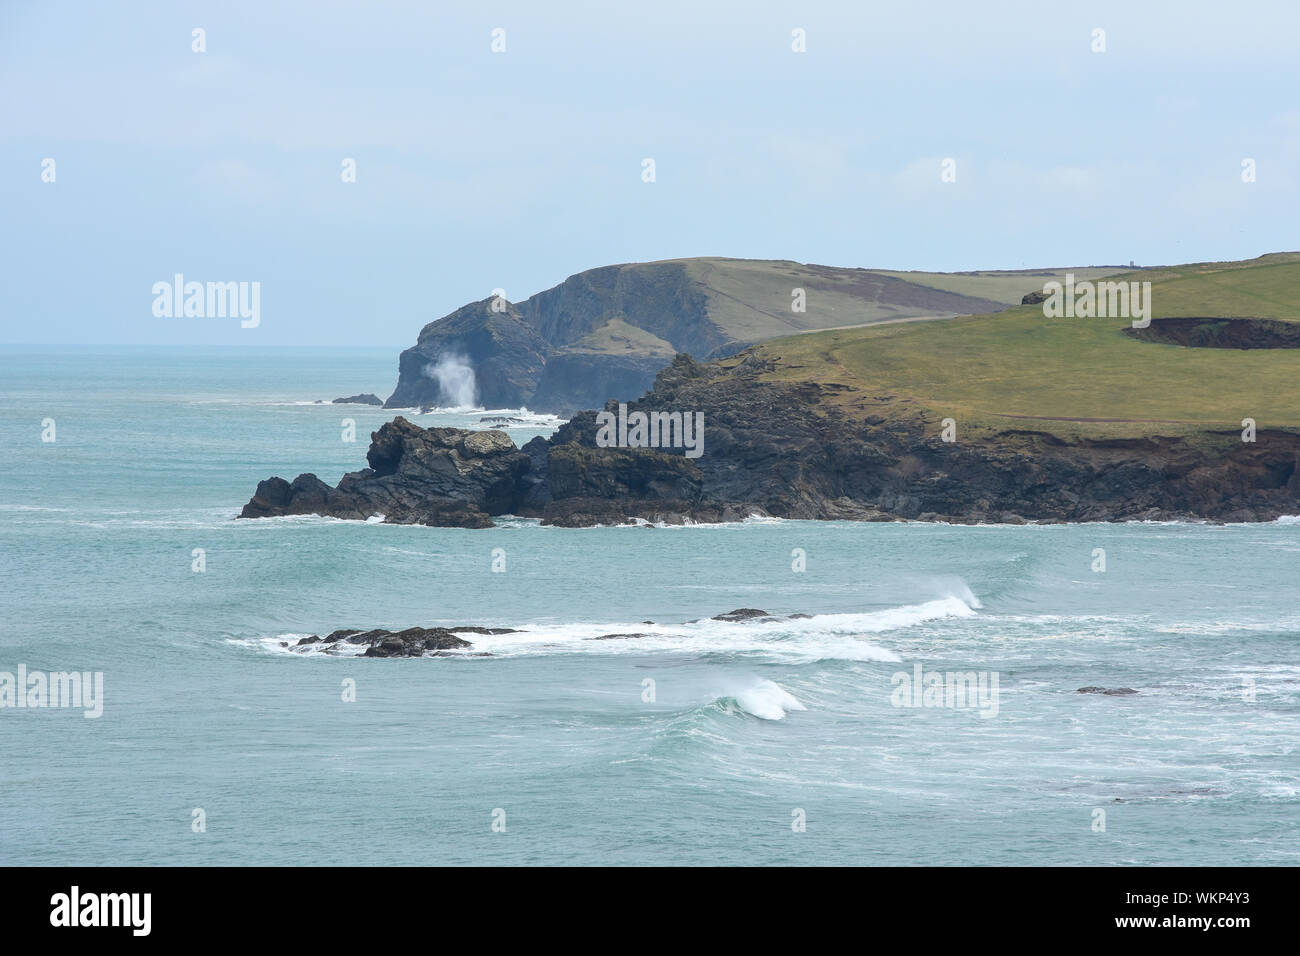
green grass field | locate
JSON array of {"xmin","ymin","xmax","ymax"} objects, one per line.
[
  {"xmin": 568, "ymin": 317, "xmax": 676, "ymax": 356},
  {"xmin": 868, "ymin": 266, "xmax": 1126, "ymax": 306},
  {"xmin": 747, "ymin": 253, "xmax": 1300, "ymax": 438}
]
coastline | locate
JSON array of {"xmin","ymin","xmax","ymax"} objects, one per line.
[{"xmin": 238, "ymin": 352, "xmax": 1300, "ymax": 528}]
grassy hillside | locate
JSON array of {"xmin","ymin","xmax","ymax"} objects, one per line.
[
  {"xmin": 747, "ymin": 253, "xmax": 1300, "ymax": 439},
  {"xmin": 566, "ymin": 317, "xmax": 677, "ymax": 356},
  {"xmin": 668, "ymin": 257, "xmax": 1126, "ymax": 347},
  {"xmin": 869, "ymin": 266, "xmax": 1125, "ymax": 306},
  {"xmin": 1106, "ymin": 253, "xmax": 1300, "ymax": 320}
]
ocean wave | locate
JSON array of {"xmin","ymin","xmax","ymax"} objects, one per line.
[{"xmin": 724, "ymin": 679, "xmax": 807, "ymax": 720}]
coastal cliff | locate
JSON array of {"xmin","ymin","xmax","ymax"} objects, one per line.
[{"xmin": 241, "ymin": 351, "xmax": 1300, "ymax": 527}]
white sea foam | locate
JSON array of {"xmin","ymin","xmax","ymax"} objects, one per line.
[
  {"xmin": 729, "ymin": 679, "xmax": 807, "ymax": 720},
  {"xmin": 400, "ymin": 405, "xmax": 567, "ymax": 428},
  {"xmin": 620, "ymin": 513, "xmax": 785, "ymax": 529},
  {"xmin": 237, "ymin": 592, "xmax": 981, "ymax": 663},
  {"xmin": 415, "ymin": 404, "xmax": 482, "ymax": 414}
]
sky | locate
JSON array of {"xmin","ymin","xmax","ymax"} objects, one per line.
[{"xmin": 2, "ymin": 0, "xmax": 1298, "ymax": 346}]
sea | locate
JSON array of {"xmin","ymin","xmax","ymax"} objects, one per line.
[{"xmin": 1, "ymin": 346, "xmax": 1297, "ymax": 865}]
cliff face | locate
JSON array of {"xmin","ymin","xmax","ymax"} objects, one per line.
[
  {"xmin": 385, "ymin": 302, "xmax": 551, "ymax": 410},
  {"xmin": 516, "ymin": 262, "xmax": 720, "ymax": 356},
  {"xmin": 242, "ymin": 353, "xmax": 1300, "ymax": 528},
  {"xmin": 527, "ymin": 351, "xmax": 670, "ymax": 413},
  {"xmin": 385, "ymin": 262, "xmax": 714, "ymax": 413}
]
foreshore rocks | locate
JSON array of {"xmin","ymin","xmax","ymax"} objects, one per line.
[
  {"xmin": 1077, "ymin": 686, "xmax": 1139, "ymax": 696},
  {"xmin": 295, "ymin": 625, "xmax": 519, "ymax": 657},
  {"xmin": 287, "ymin": 610, "xmax": 801, "ymax": 656},
  {"xmin": 712, "ymin": 608, "xmax": 776, "ymax": 622},
  {"xmin": 240, "ymin": 351, "xmax": 1300, "ymax": 527},
  {"xmin": 239, "ymin": 417, "xmax": 529, "ymax": 527}
]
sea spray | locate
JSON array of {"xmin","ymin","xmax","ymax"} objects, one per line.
[{"xmin": 424, "ymin": 353, "xmax": 478, "ymax": 408}]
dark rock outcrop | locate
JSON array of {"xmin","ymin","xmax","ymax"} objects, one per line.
[
  {"xmin": 712, "ymin": 608, "xmax": 773, "ymax": 622},
  {"xmin": 333, "ymin": 393, "xmax": 383, "ymax": 405},
  {"xmin": 239, "ymin": 417, "xmax": 529, "ymax": 527},
  {"xmin": 294, "ymin": 627, "xmax": 474, "ymax": 658},
  {"xmin": 1077, "ymin": 686, "xmax": 1139, "ymax": 696}
]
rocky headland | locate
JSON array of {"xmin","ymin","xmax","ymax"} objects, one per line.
[{"xmin": 240, "ymin": 349, "xmax": 1300, "ymax": 528}]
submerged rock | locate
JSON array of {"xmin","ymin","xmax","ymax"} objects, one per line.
[
  {"xmin": 296, "ymin": 626, "xmax": 473, "ymax": 658},
  {"xmin": 712, "ymin": 608, "xmax": 772, "ymax": 622},
  {"xmin": 1077, "ymin": 686, "xmax": 1139, "ymax": 696}
]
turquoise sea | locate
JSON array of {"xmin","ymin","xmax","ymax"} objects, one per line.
[{"xmin": 1, "ymin": 346, "xmax": 1297, "ymax": 865}]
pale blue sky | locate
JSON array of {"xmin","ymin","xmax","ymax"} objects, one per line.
[{"xmin": 3, "ymin": 0, "xmax": 1298, "ymax": 345}]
